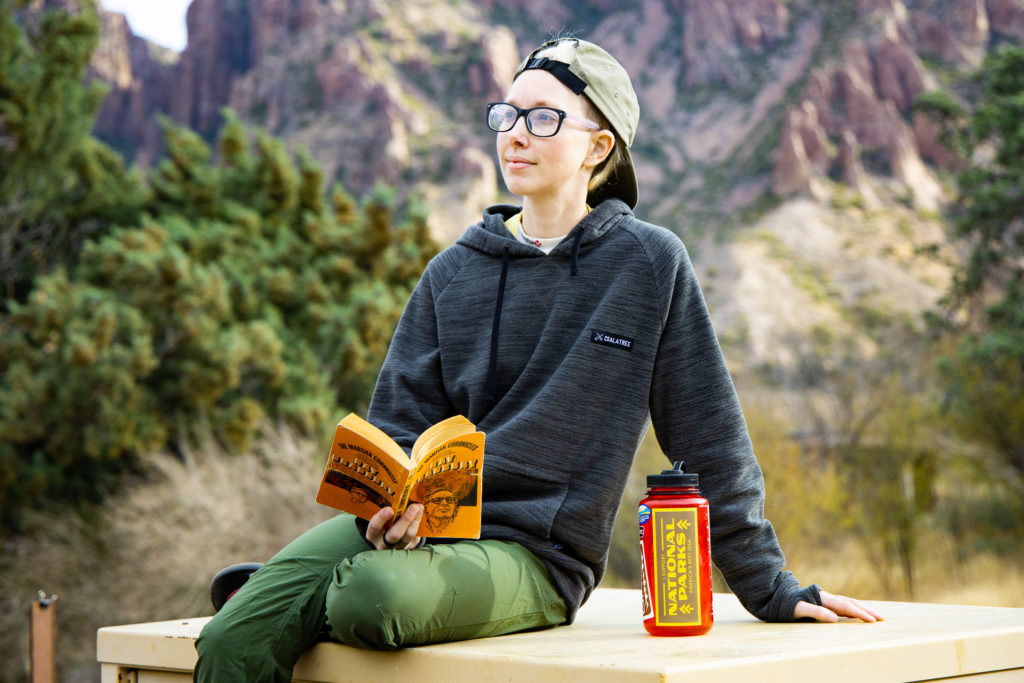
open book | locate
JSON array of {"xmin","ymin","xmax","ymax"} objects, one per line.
[{"xmin": 315, "ymin": 413, "xmax": 485, "ymax": 538}]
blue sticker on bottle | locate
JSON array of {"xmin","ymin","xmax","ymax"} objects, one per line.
[{"xmin": 638, "ymin": 504, "xmax": 651, "ymax": 526}]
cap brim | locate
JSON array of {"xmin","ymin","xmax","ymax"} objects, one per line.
[{"xmin": 587, "ymin": 145, "xmax": 638, "ymax": 209}]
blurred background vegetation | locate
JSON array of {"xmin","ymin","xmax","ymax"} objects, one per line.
[{"xmin": 0, "ymin": 1, "xmax": 1022, "ymax": 681}]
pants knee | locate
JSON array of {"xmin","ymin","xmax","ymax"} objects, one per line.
[
  {"xmin": 325, "ymin": 557, "xmax": 426, "ymax": 650},
  {"xmin": 194, "ymin": 606, "xmax": 292, "ymax": 682},
  {"xmin": 194, "ymin": 614, "xmax": 253, "ymax": 681}
]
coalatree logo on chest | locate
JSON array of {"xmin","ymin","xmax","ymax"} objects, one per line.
[{"xmin": 591, "ymin": 329, "xmax": 634, "ymax": 351}]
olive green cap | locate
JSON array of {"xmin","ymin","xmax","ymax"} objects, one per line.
[{"xmin": 515, "ymin": 38, "xmax": 640, "ymax": 208}]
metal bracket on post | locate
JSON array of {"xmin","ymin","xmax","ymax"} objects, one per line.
[{"xmin": 30, "ymin": 591, "xmax": 57, "ymax": 683}]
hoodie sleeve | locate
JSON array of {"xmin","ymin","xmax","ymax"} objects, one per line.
[
  {"xmin": 647, "ymin": 237, "xmax": 820, "ymax": 622},
  {"xmin": 366, "ymin": 254, "xmax": 460, "ymax": 453}
]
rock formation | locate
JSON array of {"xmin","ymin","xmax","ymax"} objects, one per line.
[
  {"xmin": 673, "ymin": 0, "xmax": 790, "ymax": 86},
  {"xmin": 767, "ymin": 0, "xmax": 1024, "ymax": 210},
  {"xmin": 772, "ymin": 103, "xmax": 829, "ymax": 200},
  {"xmin": 90, "ymin": 0, "xmax": 520, "ymax": 234},
  {"xmin": 86, "ymin": 0, "xmax": 1024, "ymax": 231},
  {"xmin": 75, "ymin": 0, "xmax": 1020, "ymax": 378},
  {"xmin": 88, "ymin": 8, "xmax": 175, "ymax": 165}
]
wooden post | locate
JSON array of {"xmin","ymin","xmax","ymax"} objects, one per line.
[{"xmin": 30, "ymin": 592, "xmax": 56, "ymax": 683}]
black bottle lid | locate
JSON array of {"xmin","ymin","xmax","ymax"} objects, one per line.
[{"xmin": 647, "ymin": 460, "xmax": 699, "ymax": 487}]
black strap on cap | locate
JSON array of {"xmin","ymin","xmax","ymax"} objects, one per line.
[{"xmin": 523, "ymin": 57, "xmax": 587, "ymax": 95}]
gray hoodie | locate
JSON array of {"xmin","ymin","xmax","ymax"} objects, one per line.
[{"xmin": 367, "ymin": 198, "xmax": 819, "ymax": 624}]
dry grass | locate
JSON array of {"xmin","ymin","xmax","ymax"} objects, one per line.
[
  {"xmin": 0, "ymin": 422, "xmax": 335, "ymax": 683},
  {"xmin": 779, "ymin": 539, "xmax": 1024, "ymax": 609}
]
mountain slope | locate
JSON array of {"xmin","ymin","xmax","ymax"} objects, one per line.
[{"xmin": 87, "ymin": 0, "xmax": 1023, "ymax": 374}]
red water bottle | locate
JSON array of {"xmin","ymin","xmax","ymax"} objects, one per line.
[{"xmin": 639, "ymin": 461, "xmax": 713, "ymax": 636}]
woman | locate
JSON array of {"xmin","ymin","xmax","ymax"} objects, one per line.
[{"xmin": 195, "ymin": 36, "xmax": 881, "ymax": 682}]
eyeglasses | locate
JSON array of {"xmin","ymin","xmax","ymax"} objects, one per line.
[
  {"xmin": 486, "ymin": 102, "xmax": 601, "ymax": 138},
  {"xmin": 425, "ymin": 494, "xmax": 456, "ymax": 505}
]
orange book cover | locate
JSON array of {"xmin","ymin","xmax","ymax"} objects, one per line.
[{"xmin": 315, "ymin": 413, "xmax": 485, "ymax": 539}]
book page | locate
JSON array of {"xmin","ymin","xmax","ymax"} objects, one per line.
[
  {"xmin": 410, "ymin": 414, "xmax": 472, "ymax": 461},
  {"xmin": 337, "ymin": 413, "xmax": 409, "ymax": 464},
  {"xmin": 407, "ymin": 430, "xmax": 485, "ymax": 538},
  {"xmin": 315, "ymin": 416, "xmax": 412, "ymax": 520},
  {"xmin": 412, "ymin": 418, "xmax": 476, "ymax": 463}
]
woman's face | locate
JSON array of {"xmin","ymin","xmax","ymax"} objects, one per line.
[{"xmin": 496, "ymin": 69, "xmax": 609, "ymax": 205}]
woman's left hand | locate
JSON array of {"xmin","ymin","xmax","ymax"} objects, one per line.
[{"xmin": 794, "ymin": 590, "xmax": 884, "ymax": 623}]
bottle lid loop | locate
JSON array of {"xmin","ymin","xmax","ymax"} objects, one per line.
[{"xmin": 646, "ymin": 460, "xmax": 699, "ymax": 487}]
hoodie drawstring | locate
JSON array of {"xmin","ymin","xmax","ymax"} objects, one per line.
[
  {"xmin": 486, "ymin": 231, "xmax": 582, "ymax": 411},
  {"xmin": 570, "ymin": 228, "xmax": 584, "ymax": 276},
  {"xmin": 485, "ymin": 245, "xmax": 511, "ymax": 410}
]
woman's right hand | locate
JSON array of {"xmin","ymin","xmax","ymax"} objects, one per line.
[{"xmin": 365, "ymin": 504, "xmax": 424, "ymax": 550}]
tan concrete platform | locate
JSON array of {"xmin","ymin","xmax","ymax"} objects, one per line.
[{"xmin": 97, "ymin": 588, "xmax": 1024, "ymax": 682}]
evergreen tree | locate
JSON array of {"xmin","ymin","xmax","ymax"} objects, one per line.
[
  {"xmin": 918, "ymin": 45, "xmax": 1024, "ymax": 483},
  {"xmin": 0, "ymin": 110, "xmax": 438, "ymax": 529},
  {"xmin": 0, "ymin": 0, "xmax": 145, "ymax": 300},
  {"xmin": 0, "ymin": 0, "xmax": 440, "ymax": 530}
]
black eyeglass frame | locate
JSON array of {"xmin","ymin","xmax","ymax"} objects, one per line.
[{"xmin": 486, "ymin": 102, "xmax": 601, "ymax": 138}]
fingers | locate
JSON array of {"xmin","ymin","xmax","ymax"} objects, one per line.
[
  {"xmin": 365, "ymin": 506, "xmax": 395, "ymax": 549},
  {"xmin": 821, "ymin": 590, "xmax": 884, "ymax": 622},
  {"xmin": 387, "ymin": 503, "xmax": 423, "ymax": 548},
  {"xmin": 793, "ymin": 600, "xmax": 839, "ymax": 622},
  {"xmin": 366, "ymin": 505, "xmax": 423, "ymax": 550},
  {"xmin": 793, "ymin": 591, "xmax": 885, "ymax": 623}
]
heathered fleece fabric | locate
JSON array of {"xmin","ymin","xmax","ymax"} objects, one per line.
[{"xmin": 367, "ymin": 198, "xmax": 819, "ymax": 624}]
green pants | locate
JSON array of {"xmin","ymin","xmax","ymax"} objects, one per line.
[{"xmin": 193, "ymin": 514, "xmax": 567, "ymax": 682}]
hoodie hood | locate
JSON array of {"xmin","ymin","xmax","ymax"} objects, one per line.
[{"xmin": 457, "ymin": 199, "xmax": 633, "ymax": 262}]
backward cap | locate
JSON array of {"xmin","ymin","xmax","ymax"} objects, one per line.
[{"xmin": 514, "ymin": 38, "xmax": 640, "ymax": 208}]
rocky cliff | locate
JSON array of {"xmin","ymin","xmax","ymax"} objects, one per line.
[
  {"xmin": 770, "ymin": 0, "xmax": 1024, "ymax": 213},
  {"xmin": 88, "ymin": 0, "xmax": 1024, "ymax": 374},
  {"xmin": 89, "ymin": 8, "xmax": 176, "ymax": 164},
  {"xmin": 91, "ymin": 0, "xmax": 518, "ymax": 241}
]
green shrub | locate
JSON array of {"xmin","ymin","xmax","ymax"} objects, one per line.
[{"xmin": 0, "ymin": 110, "xmax": 438, "ymax": 531}]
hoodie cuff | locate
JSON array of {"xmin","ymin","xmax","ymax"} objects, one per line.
[
  {"xmin": 789, "ymin": 583, "xmax": 823, "ymax": 622},
  {"xmin": 750, "ymin": 572, "xmax": 822, "ymax": 622},
  {"xmin": 354, "ymin": 517, "xmax": 375, "ymax": 549}
]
